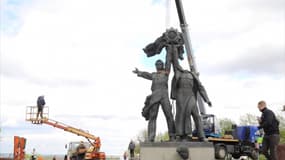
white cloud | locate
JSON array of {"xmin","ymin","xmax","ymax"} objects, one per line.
[
  {"xmin": 202, "ymin": 74, "xmax": 285, "ymax": 123},
  {"xmin": 0, "ymin": 0, "xmax": 167, "ymax": 155}
]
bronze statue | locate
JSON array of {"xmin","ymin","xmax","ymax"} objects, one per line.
[
  {"xmin": 133, "ymin": 60, "xmax": 175, "ymax": 142},
  {"xmin": 143, "ymin": 27, "xmax": 184, "ymax": 73},
  {"xmin": 174, "ymin": 70, "xmax": 211, "ymax": 141},
  {"xmin": 139, "ymin": 27, "xmax": 212, "ymax": 142},
  {"xmin": 176, "ymin": 144, "xmax": 189, "ymax": 160}
]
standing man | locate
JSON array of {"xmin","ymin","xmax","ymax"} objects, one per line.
[
  {"xmin": 128, "ymin": 140, "xmax": 135, "ymax": 159},
  {"xmin": 31, "ymin": 148, "xmax": 36, "ymax": 160},
  {"xmin": 133, "ymin": 60, "xmax": 175, "ymax": 142},
  {"xmin": 123, "ymin": 151, "xmax": 127, "ymax": 160},
  {"xmin": 257, "ymin": 100, "xmax": 280, "ymax": 160},
  {"xmin": 36, "ymin": 95, "xmax": 45, "ymax": 119}
]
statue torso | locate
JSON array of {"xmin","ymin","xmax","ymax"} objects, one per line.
[
  {"xmin": 177, "ymin": 72, "xmax": 194, "ymax": 90},
  {"xmin": 151, "ymin": 73, "xmax": 168, "ymax": 91}
]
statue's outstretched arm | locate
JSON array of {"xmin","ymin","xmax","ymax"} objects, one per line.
[
  {"xmin": 133, "ymin": 68, "xmax": 152, "ymax": 80},
  {"xmin": 138, "ymin": 71, "xmax": 153, "ymax": 80}
]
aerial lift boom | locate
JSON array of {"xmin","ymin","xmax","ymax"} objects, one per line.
[
  {"xmin": 39, "ymin": 118, "xmax": 102, "ymax": 152},
  {"xmin": 26, "ymin": 106, "xmax": 105, "ymax": 160}
]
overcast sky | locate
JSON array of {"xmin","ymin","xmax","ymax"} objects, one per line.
[{"xmin": 1, "ymin": 0, "xmax": 284, "ymax": 156}]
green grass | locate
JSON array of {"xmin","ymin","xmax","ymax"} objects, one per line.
[{"xmin": 259, "ymin": 154, "xmax": 266, "ymax": 160}]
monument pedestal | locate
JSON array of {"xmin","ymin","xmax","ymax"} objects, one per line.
[{"xmin": 140, "ymin": 141, "xmax": 215, "ymax": 160}]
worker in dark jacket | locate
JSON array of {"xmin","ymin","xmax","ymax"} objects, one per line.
[
  {"xmin": 128, "ymin": 140, "xmax": 135, "ymax": 159},
  {"xmin": 257, "ymin": 100, "xmax": 280, "ymax": 160},
  {"xmin": 36, "ymin": 95, "xmax": 45, "ymax": 119}
]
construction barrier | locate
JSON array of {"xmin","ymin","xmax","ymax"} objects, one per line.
[{"xmin": 14, "ymin": 136, "xmax": 26, "ymax": 160}]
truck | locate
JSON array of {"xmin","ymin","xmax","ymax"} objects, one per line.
[
  {"xmin": 26, "ymin": 106, "xmax": 106, "ymax": 160},
  {"xmin": 192, "ymin": 114, "xmax": 260, "ymax": 159},
  {"xmin": 200, "ymin": 115, "xmax": 260, "ymax": 159}
]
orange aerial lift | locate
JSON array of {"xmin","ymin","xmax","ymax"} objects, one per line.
[{"xmin": 25, "ymin": 106, "xmax": 106, "ymax": 160}]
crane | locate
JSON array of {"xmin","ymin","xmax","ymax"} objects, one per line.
[
  {"xmin": 172, "ymin": 2, "xmax": 261, "ymax": 159},
  {"xmin": 26, "ymin": 106, "xmax": 106, "ymax": 160}
]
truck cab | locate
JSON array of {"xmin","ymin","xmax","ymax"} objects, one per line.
[
  {"xmin": 67, "ymin": 141, "xmax": 91, "ymax": 160},
  {"xmin": 202, "ymin": 114, "xmax": 221, "ymax": 138},
  {"xmin": 193, "ymin": 114, "xmax": 221, "ymax": 138}
]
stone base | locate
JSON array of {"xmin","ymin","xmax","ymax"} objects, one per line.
[{"xmin": 140, "ymin": 141, "xmax": 215, "ymax": 160}]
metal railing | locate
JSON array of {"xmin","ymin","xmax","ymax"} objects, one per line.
[{"xmin": 26, "ymin": 106, "xmax": 49, "ymax": 122}]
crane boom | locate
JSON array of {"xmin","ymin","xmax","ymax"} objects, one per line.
[
  {"xmin": 174, "ymin": 0, "xmax": 197, "ymax": 72},
  {"xmin": 174, "ymin": 0, "xmax": 207, "ymax": 114}
]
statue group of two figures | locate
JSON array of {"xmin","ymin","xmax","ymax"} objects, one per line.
[{"xmin": 133, "ymin": 28, "xmax": 212, "ymax": 142}]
